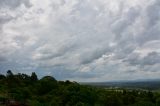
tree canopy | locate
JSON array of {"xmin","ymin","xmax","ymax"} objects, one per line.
[{"xmin": 0, "ymin": 70, "xmax": 160, "ymax": 106}]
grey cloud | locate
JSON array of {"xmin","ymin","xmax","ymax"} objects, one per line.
[
  {"xmin": 123, "ymin": 53, "xmax": 141, "ymax": 66},
  {"xmin": 113, "ymin": 42, "xmax": 137, "ymax": 60},
  {"xmin": 138, "ymin": 23, "xmax": 160, "ymax": 45},
  {"xmin": 0, "ymin": 0, "xmax": 160, "ymax": 81},
  {"xmin": 124, "ymin": 52, "xmax": 160, "ymax": 66},
  {"xmin": 0, "ymin": 0, "xmax": 32, "ymax": 30},
  {"xmin": 0, "ymin": 0, "xmax": 31, "ymax": 9},
  {"xmin": 79, "ymin": 47, "xmax": 112, "ymax": 65},
  {"xmin": 33, "ymin": 41, "xmax": 77, "ymax": 61},
  {"xmin": 111, "ymin": 7, "xmax": 140, "ymax": 39},
  {"xmin": 71, "ymin": 72, "xmax": 100, "ymax": 79},
  {"xmin": 0, "ymin": 15, "xmax": 13, "ymax": 25},
  {"xmin": 0, "ymin": 12, "xmax": 15, "ymax": 29},
  {"xmin": 0, "ymin": 56, "xmax": 6, "ymax": 62},
  {"xmin": 146, "ymin": 0, "xmax": 160, "ymax": 27},
  {"xmin": 142, "ymin": 52, "xmax": 160, "ymax": 66},
  {"xmin": 135, "ymin": 0, "xmax": 160, "ymax": 45}
]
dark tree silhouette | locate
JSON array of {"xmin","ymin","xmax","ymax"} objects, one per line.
[
  {"xmin": 6, "ymin": 70, "xmax": 13, "ymax": 77},
  {"xmin": 31, "ymin": 72, "xmax": 38, "ymax": 81}
]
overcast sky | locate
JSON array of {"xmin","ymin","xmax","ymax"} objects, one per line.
[{"xmin": 0, "ymin": 0, "xmax": 160, "ymax": 82}]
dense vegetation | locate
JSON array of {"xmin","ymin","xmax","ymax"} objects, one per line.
[{"xmin": 1, "ymin": 70, "xmax": 160, "ymax": 106}]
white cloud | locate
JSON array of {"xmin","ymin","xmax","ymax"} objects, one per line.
[{"xmin": 0, "ymin": 0, "xmax": 159, "ymax": 81}]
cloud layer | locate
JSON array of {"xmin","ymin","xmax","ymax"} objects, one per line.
[{"xmin": 0, "ymin": 0, "xmax": 160, "ymax": 82}]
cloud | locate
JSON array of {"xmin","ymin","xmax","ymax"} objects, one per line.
[
  {"xmin": 0, "ymin": 0, "xmax": 31, "ymax": 9},
  {"xmin": 124, "ymin": 52, "xmax": 160, "ymax": 66},
  {"xmin": 142, "ymin": 52, "xmax": 160, "ymax": 66},
  {"xmin": 0, "ymin": 0, "xmax": 160, "ymax": 81}
]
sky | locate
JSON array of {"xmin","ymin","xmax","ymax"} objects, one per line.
[{"xmin": 0, "ymin": 0, "xmax": 160, "ymax": 82}]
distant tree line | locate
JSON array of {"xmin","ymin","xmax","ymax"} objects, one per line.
[{"xmin": 0, "ymin": 70, "xmax": 160, "ymax": 106}]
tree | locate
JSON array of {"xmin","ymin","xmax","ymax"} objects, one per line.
[
  {"xmin": 31, "ymin": 72, "xmax": 38, "ymax": 81},
  {"xmin": 6, "ymin": 70, "xmax": 13, "ymax": 77},
  {"xmin": 36, "ymin": 76, "xmax": 58, "ymax": 95}
]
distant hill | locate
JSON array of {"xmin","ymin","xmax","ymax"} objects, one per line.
[{"xmin": 81, "ymin": 80, "xmax": 160, "ymax": 90}]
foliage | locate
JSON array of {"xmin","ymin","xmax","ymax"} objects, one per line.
[{"xmin": 0, "ymin": 70, "xmax": 160, "ymax": 106}]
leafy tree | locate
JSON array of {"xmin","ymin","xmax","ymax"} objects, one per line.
[
  {"xmin": 31, "ymin": 72, "xmax": 38, "ymax": 81},
  {"xmin": 35, "ymin": 76, "xmax": 58, "ymax": 95}
]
